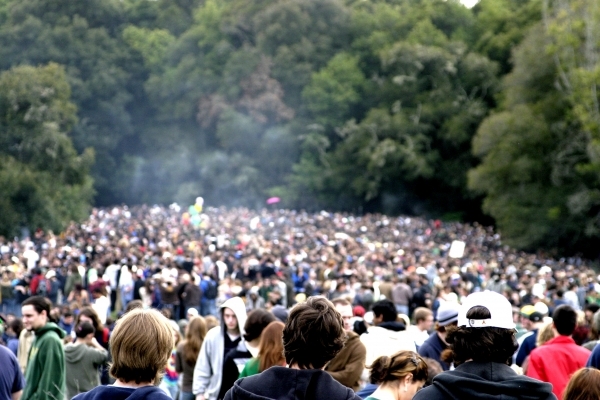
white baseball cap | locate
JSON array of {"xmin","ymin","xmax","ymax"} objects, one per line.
[{"xmin": 458, "ymin": 291, "xmax": 515, "ymax": 329}]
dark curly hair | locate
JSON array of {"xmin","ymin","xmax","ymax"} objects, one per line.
[
  {"xmin": 283, "ymin": 296, "xmax": 346, "ymax": 369},
  {"xmin": 444, "ymin": 306, "xmax": 518, "ymax": 366},
  {"xmin": 372, "ymin": 300, "xmax": 397, "ymax": 323}
]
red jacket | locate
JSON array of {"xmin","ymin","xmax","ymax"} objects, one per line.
[{"xmin": 526, "ymin": 335, "xmax": 591, "ymax": 399}]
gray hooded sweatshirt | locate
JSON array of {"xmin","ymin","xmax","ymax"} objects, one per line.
[
  {"xmin": 64, "ymin": 342, "xmax": 109, "ymax": 400},
  {"xmin": 193, "ymin": 296, "xmax": 248, "ymax": 400}
]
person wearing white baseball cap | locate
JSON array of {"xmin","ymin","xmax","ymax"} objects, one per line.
[{"xmin": 414, "ymin": 291, "xmax": 556, "ymax": 400}]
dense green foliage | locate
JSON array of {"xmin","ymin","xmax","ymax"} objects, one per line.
[
  {"xmin": 0, "ymin": 0, "xmax": 599, "ymax": 255},
  {"xmin": 0, "ymin": 63, "xmax": 94, "ymax": 236}
]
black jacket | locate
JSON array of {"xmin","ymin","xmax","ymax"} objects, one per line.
[
  {"xmin": 413, "ymin": 361, "xmax": 557, "ymax": 400},
  {"xmin": 224, "ymin": 366, "xmax": 361, "ymax": 400},
  {"xmin": 219, "ymin": 342, "xmax": 253, "ymax": 399}
]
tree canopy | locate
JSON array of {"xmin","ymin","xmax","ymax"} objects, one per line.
[
  {"xmin": 0, "ymin": 63, "xmax": 94, "ymax": 236},
  {"xmin": 0, "ymin": 0, "xmax": 599, "ymax": 256}
]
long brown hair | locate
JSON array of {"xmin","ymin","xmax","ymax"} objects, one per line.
[
  {"xmin": 76, "ymin": 306, "xmax": 103, "ymax": 331},
  {"xmin": 183, "ymin": 316, "xmax": 207, "ymax": 365},
  {"xmin": 564, "ymin": 368, "xmax": 600, "ymax": 400},
  {"xmin": 258, "ymin": 321, "xmax": 286, "ymax": 372}
]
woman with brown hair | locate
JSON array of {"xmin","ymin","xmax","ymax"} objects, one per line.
[
  {"xmin": 239, "ymin": 321, "xmax": 286, "ymax": 378},
  {"xmin": 175, "ymin": 316, "xmax": 207, "ymax": 400},
  {"xmin": 75, "ymin": 306, "xmax": 112, "ymax": 384},
  {"xmin": 365, "ymin": 351, "xmax": 428, "ymax": 400},
  {"xmin": 75, "ymin": 306, "xmax": 109, "ymax": 349},
  {"xmin": 563, "ymin": 368, "xmax": 600, "ymax": 400}
]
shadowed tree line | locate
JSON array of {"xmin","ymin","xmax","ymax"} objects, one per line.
[{"xmin": 0, "ymin": 0, "xmax": 599, "ymax": 257}]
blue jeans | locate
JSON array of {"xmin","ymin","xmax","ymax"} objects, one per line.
[
  {"xmin": 120, "ymin": 288, "xmax": 133, "ymax": 310},
  {"xmin": 395, "ymin": 304, "xmax": 409, "ymax": 316},
  {"xmin": 201, "ymin": 299, "xmax": 217, "ymax": 317},
  {"xmin": 180, "ymin": 392, "xmax": 195, "ymax": 400},
  {"xmin": 1, "ymin": 298, "xmax": 18, "ymax": 317}
]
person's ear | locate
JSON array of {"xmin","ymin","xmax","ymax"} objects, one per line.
[{"xmin": 404, "ymin": 373, "xmax": 413, "ymax": 389}]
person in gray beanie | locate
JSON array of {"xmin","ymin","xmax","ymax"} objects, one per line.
[
  {"xmin": 418, "ymin": 301, "xmax": 460, "ymax": 370},
  {"xmin": 271, "ymin": 305, "xmax": 289, "ymax": 324}
]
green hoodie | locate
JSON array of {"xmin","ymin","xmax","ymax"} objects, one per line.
[{"xmin": 22, "ymin": 322, "xmax": 67, "ymax": 400}]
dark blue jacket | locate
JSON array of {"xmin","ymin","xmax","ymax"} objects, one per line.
[
  {"xmin": 418, "ymin": 332, "xmax": 450, "ymax": 370},
  {"xmin": 515, "ymin": 329, "xmax": 538, "ymax": 367},
  {"xmin": 73, "ymin": 385, "xmax": 171, "ymax": 400}
]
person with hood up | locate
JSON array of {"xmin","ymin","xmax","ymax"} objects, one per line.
[
  {"xmin": 72, "ymin": 308, "xmax": 174, "ymax": 400},
  {"xmin": 220, "ymin": 309, "xmax": 275, "ymax": 398},
  {"xmin": 21, "ymin": 295, "xmax": 67, "ymax": 400},
  {"xmin": 65, "ymin": 321, "xmax": 109, "ymax": 399},
  {"xmin": 413, "ymin": 291, "xmax": 557, "ymax": 400},
  {"xmin": 224, "ymin": 296, "xmax": 361, "ymax": 400},
  {"xmin": 193, "ymin": 296, "xmax": 247, "ymax": 400}
]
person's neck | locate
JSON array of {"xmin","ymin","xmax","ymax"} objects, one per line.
[
  {"xmin": 33, "ymin": 322, "xmax": 49, "ymax": 332},
  {"xmin": 74, "ymin": 338, "xmax": 88, "ymax": 345},
  {"xmin": 370, "ymin": 384, "xmax": 399, "ymax": 400},
  {"xmin": 227, "ymin": 328, "xmax": 240, "ymax": 336},
  {"xmin": 437, "ymin": 331, "xmax": 448, "ymax": 344},
  {"xmin": 289, "ymin": 363, "xmax": 324, "ymax": 371},
  {"xmin": 247, "ymin": 338, "xmax": 260, "ymax": 348},
  {"xmin": 113, "ymin": 379, "xmax": 153, "ymax": 389}
]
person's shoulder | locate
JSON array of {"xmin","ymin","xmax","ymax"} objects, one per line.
[
  {"xmin": 345, "ymin": 330, "xmax": 361, "ymax": 343},
  {"xmin": 0, "ymin": 344, "xmax": 18, "ymax": 364},
  {"xmin": 0, "ymin": 344, "xmax": 14, "ymax": 356},
  {"xmin": 176, "ymin": 341, "xmax": 186, "ymax": 353},
  {"xmin": 201, "ymin": 326, "xmax": 222, "ymax": 347},
  {"xmin": 419, "ymin": 334, "xmax": 436, "ymax": 349},
  {"xmin": 413, "ymin": 385, "xmax": 444, "ymax": 400}
]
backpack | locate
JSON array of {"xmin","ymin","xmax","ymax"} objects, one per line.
[
  {"xmin": 36, "ymin": 278, "xmax": 48, "ymax": 297},
  {"xmin": 204, "ymin": 279, "xmax": 218, "ymax": 300}
]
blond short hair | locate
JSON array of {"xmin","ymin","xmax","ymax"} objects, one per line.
[{"xmin": 109, "ymin": 308, "xmax": 174, "ymax": 384}]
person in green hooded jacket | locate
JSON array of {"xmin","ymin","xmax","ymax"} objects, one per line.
[{"xmin": 21, "ymin": 295, "xmax": 66, "ymax": 400}]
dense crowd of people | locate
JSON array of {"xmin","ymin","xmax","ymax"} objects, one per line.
[{"xmin": 1, "ymin": 205, "xmax": 600, "ymax": 399}]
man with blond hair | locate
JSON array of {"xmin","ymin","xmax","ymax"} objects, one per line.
[
  {"xmin": 73, "ymin": 308, "xmax": 174, "ymax": 400},
  {"xmin": 408, "ymin": 307, "xmax": 434, "ymax": 348}
]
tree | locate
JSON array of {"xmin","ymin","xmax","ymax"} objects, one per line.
[
  {"xmin": 0, "ymin": 63, "xmax": 94, "ymax": 236},
  {"xmin": 289, "ymin": 0, "xmax": 498, "ymax": 217},
  {"xmin": 470, "ymin": 0, "xmax": 542, "ymax": 73},
  {"xmin": 469, "ymin": 23, "xmax": 599, "ymax": 255}
]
